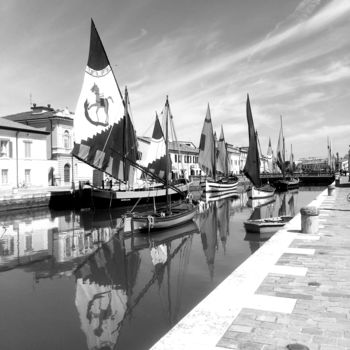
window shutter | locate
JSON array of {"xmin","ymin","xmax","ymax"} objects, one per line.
[{"xmin": 9, "ymin": 141, "xmax": 13, "ymax": 158}]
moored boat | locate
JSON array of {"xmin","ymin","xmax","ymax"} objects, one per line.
[
  {"xmin": 129, "ymin": 97, "xmax": 197, "ymax": 232},
  {"xmin": 243, "ymin": 95, "xmax": 275, "ymax": 200},
  {"xmin": 244, "ymin": 216, "xmax": 293, "ymax": 234},
  {"xmin": 198, "ymin": 105, "xmax": 238, "ymax": 194},
  {"xmin": 274, "ymin": 117, "xmax": 300, "ymax": 191},
  {"xmin": 72, "ymin": 20, "xmax": 189, "ymax": 210}
]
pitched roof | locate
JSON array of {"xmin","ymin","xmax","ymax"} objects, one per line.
[
  {"xmin": 0, "ymin": 117, "xmax": 49, "ymax": 134},
  {"xmin": 3, "ymin": 105, "xmax": 73, "ymax": 122}
]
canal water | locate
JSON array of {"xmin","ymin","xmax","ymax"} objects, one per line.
[{"xmin": 0, "ymin": 187, "xmax": 324, "ymax": 350}]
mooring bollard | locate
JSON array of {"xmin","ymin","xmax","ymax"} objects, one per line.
[
  {"xmin": 335, "ymin": 172, "xmax": 340, "ymax": 186},
  {"xmin": 327, "ymin": 184, "xmax": 335, "ymax": 196},
  {"xmin": 300, "ymin": 206, "xmax": 319, "ymax": 234}
]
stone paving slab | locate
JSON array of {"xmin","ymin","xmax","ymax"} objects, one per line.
[{"xmin": 151, "ymin": 185, "xmax": 350, "ymax": 350}]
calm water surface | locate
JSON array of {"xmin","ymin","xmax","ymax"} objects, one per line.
[{"xmin": 0, "ymin": 187, "xmax": 324, "ymax": 350}]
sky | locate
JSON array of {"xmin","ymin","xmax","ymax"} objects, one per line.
[{"xmin": 1, "ymin": 0, "xmax": 350, "ymax": 159}]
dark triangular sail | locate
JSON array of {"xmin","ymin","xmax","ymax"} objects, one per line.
[
  {"xmin": 72, "ymin": 19, "xmax": 138, "ymax": 183},
  {"xmin": 243, "ymin": 94, "xmax": 261, "ymax": 187}
]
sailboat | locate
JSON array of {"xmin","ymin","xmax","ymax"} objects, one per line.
[
  {"xmin": 243, "ymin": 94, "xmax": 275, "ymax": 199},
  {"xmin": 198, "ymin": 104, "xmax": 238, "ymax": 195},
  {"xmin": 72, "ymin": 19, "xmax": 189, "ymax": 210},
  {"xmin": 274, "ymin": 116, "xmax": 300, "ymax": 191},
  {"xmin": 130, "ymin": 97, "xmax": 197, "ymax": 232}
]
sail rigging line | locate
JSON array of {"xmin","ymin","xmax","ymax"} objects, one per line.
[{"xmin": 165, "ymin": 97, "xmax": 170, "ymax": 213}]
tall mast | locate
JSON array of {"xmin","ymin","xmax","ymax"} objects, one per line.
[
  {"xmin": 165, "ymin": 96, "xmax": 170, "ymax": 213},
  {"xmin": 280, "ymin": 115, "xmax": 285, "ymax": 179}
]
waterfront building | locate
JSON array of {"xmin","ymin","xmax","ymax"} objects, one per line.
[
  {"xmin": 0, "ymin": 117, "xmax": 55, "ymax": 189},
  {"xmin": 226, "ymin": 144, "xmax": 241, "ymax": 175},
  {"xmin": 170, "ymin": 141, "xmax": 201, "ymax": 178},
  {"xmin": 297, "ymin": 157, "xmax": 330, "ymax": 172},
  {"xmin": 2, "ymin": 104, "xmax": 93, "ymax": 187},
  {"xmin": 238, "ymin": 147, "xmax": 248, "ymax": 173}
]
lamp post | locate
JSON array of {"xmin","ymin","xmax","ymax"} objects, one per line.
[{"xmin": 348, "ymin": 145, "xmax": 350, "ymax": 181}]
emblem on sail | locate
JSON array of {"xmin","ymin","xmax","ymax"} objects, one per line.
[
  {"xmin": 83, "ymin": 82, "xmax": 114, "ymax": 127},
  {"xmin": 74, "ymin": 19, "xmax": 124, "ymax": 143}
]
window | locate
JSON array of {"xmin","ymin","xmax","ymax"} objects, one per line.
[
  {"xmin": 24, "ymin": 141, "xmax": 31, "ymax": 158},
  {"xmin": 25, "ymin": 234, "xmax": 33, "ymax": 252},
  {"xmin": 63, "ymin": 130, "xmax": 70, "ymax": 149},
  {"xmin": 1, "ymin": 169, "xmax": 8, "ymax": 184},
  {"xmin": 0, "ymin": 140, "xmax": 12, "ymax": 158},
  {"xmin": 64, "ymin": 164, "xmax": 70, "ymax": 183},
  {"xmin": 25, "ymin": 169, "xmax": 31, "ymax": 184}
]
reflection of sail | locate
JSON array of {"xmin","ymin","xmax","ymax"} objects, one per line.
[
  {"xmin": 75, "ymin": 219, "xmax": 199, "ymax": 349},
  {"xmin": 216, "ymin": 199, "xmax": 230, "ymax": 253},
  {"xmin": 278, "ymin": 193, "xmax": 287, "ymax": 217},
  {"xmin": 249, "ymin": 206, "xmax": 262, "ymax": 221},
  {"xmin": 288, "ymin": 193, "xmax": 295, "ymax": 217},
  {"xmin": 75, "ymin": 280, "xmax": 127, "ymax": 349},
  {"xmin": 75, "ymin": 237, "xmax": 140, "ymax": 350},
  {"xmin": 198, "ymin": 203, "xmax": 217, "ymax": 280},
  {"xmin": 247, "ymin": 198, "xmax": 275, "ymax": 220}
]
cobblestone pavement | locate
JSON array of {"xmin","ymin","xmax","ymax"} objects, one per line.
[{"xmin": 217, "ymin": 186, "xmax": 350, "ymax": 350}]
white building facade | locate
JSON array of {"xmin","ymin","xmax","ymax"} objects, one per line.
[{"xmin": 0, "ymin": 118, "xmax": 56, "ymax": 189}]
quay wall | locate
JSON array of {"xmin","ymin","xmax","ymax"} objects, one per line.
[
  {"xmin": 150, "ymin": 187, "xmax": 329, "ymax": 350},
  {"xmin": 0, "ymin": 187, "xmax": 73, "ymax": 212}
]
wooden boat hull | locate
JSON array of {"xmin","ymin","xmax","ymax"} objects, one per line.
[
  {"xmin": 247, "ymin": 185, "xmax": 275, "ymax": 199},
  {"xmin": 130, "ymin": 220, "xmax": 200, "ymax": 250},
  {"xmin": 244, "ymin": 216, "xmax": 293, "ymax": 234},
  {"xmin": 275, "ymin": 178, "xmax": 300, "ymax": 191},
  {"xmin": 200, "ymin": 178, "xmax": 238, "ymax": 193},
  {"xmin": 131, "ymin": 203, "xmax": 197, "ymax": 232},
  {"xmin": 76, "ymin": 183, "xmax": 190, "ymax": 209},
  {"xmin": 201, "ymin": 190, "xmax": 239, "ymax": 202}
]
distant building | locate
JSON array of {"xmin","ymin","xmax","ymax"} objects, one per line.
[
  {"xmin": 297, "ymin": 157, "xmax": 330, "ymax": 172},
  {"xmin": 169, "ymin": 141, "xmax": 201, "ymax": 178},
  {"xmin": 0, "ymin": 117, "xmax": 54, "ymax": 189},
  {"xmin": 226, "ymin": 144, "xmax": 241, "ymax": 175}
]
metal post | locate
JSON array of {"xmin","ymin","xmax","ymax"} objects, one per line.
[{"xmin": 348, "ymin": 145, "xmax": 350, "ymax": 182}]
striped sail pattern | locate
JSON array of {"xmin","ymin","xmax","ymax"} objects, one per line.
[
  {"xmin": 72, "ymin": 19, "xmax": 138, "ymax": 183},
  {"xmin": 198, "ymin": 104, "xmax": 215, "ymax": 178}
]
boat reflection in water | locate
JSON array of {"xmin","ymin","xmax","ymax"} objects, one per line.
[
  {"xmin": 196, "ymin": 194, "xmax": 237, "ymax": 280},
  {"xmin": 244, "ymin": 190, "xmax": 298, "ymax": 253},
  {"xmin": 74, "ymin": 212, "xmax": 200, "ymax": 350},
  {"xmin": 0, "ymin": 187, "xmax": 317, "ymax": 350}
]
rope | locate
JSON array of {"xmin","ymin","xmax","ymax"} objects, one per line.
[{"xmin": 147, "ymin": 215, "xmax": 155, "ymax": 232}]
